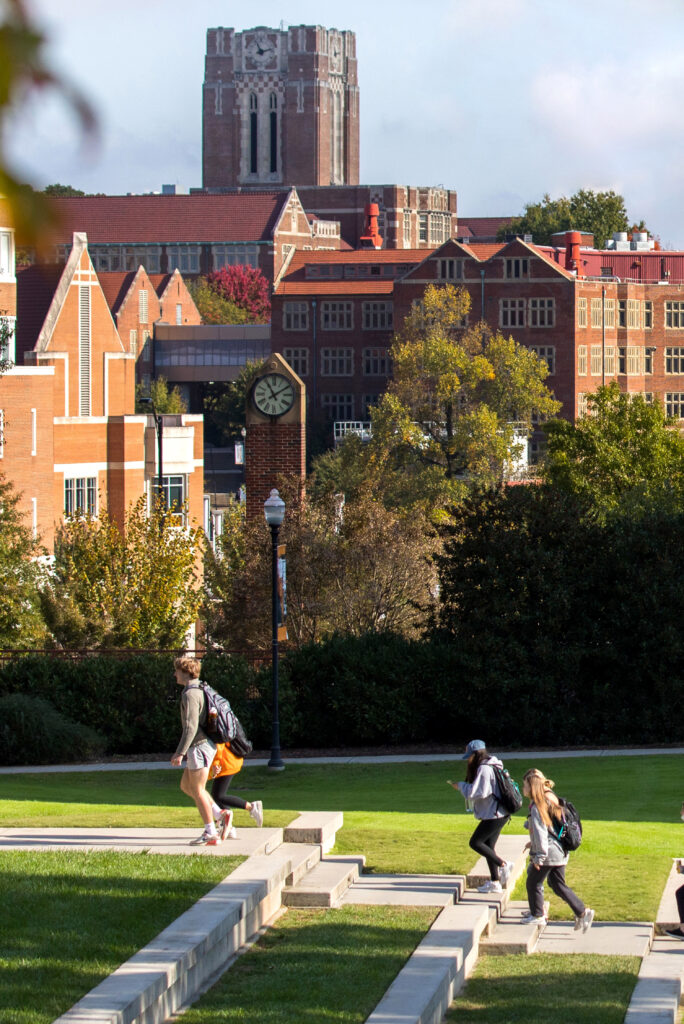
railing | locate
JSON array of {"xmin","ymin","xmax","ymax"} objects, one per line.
[
  {"xmin": 334, "ymin": 421, "xmax": 372, "ymax": 444},
  {"xmin": 312, "ymin": 220, "xmax": 341, "ymax": 238}
]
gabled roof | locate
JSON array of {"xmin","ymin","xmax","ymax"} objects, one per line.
[
  {"xmin": 16, "ymin": 263, "xmax": 64, "ymax": 357},
  {"xmin": 148, "ymin": 273, "xmax": 172, "ymax": 297},
  {"xmin": 457, "ymin": 216, "xmax": 514, "ymax": 239},
  {"xmin": 44, "ymin": 192, "xmax": 293, "ymax": 245},
  {"xmin": 97, "ymin": 271, "xmax": 137, "ymax": 315}
]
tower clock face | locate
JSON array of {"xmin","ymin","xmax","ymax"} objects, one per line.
[
  {"xmin": 252, "ymin": 373, "xmax": 296, "ymax": 417},
  {"xmin": 246, "ymin": 31, "xmax": 277, "ymax": 68}
]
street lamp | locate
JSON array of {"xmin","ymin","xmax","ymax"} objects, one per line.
[
  {"xmin": 140, "ymin": 396, "xmax": 164, "ymax": 509},
  {"xmin": 264, "ymin": 488, "xmax": 285, "ymax": 770}
]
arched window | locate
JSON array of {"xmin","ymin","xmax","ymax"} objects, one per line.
[
  {"xmin": 249, "ymin": 94, "xmax": 258, "ymax": 174},
  {"xmin": 269, "ymin": 93, "xmax": 278, "ymax": 173}
]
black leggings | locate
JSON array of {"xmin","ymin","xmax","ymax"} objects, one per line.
[
  {"xmin": 469, "ymin": 816, "xmax": 510, "ymax": 880},
  {"xmin": 211, "ymin": 774, "xmax": 248, "ymax": 811}
]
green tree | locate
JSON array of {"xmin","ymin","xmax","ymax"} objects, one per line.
[
  {"xmin": 499, "ymin": 189, "xmax": 636, "ymax": 248},
  {"xmin": 542, "ymin": 382, "xmax": 684, "ymax": 521},
  {"xmin": 135, "ymin": 376, "xmax": 187, "ymax": 414},
  {"xmin": 319, "ymin": 284, "xmax": 559, "ymax": 522},
  {"xmin": 0, "ymin": 474, "xmax": 48, "ymax": 647},
  {"xmin": 41, "ymin": 497, "xmax": 203, "ymax": 648},
  {"xmin": 42, "ymin": 183, "xmax": 85, "ymax": 196},
  {"xmin": 187, "ymin": 277, "xmax": 253, "ymax": 325}
]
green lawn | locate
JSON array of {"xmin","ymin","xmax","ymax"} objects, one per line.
[
  {"xmin": 447, "ymin": 953, "xmax": 640, "ymax": 1023},
  {"xmin": 1, "ymin": 755, "xmax": 682, "ymax": 920},
  {"xmin": 182, "ymin": 905, "xmax": 438, "ymax": 1024},
  {"xmin": 0, "ymin": 849, "xmax": 240, "ymax": 1024}
]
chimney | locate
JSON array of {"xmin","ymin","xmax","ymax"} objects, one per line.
[
  {"xmin": 359, "ymin": 203, "xmax": 383, "ymax": 249},
  {"xmin": 565, "ymin": 230, "xmax": 583, "ymax": 277}
]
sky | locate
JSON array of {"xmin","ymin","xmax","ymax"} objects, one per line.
[{"xmin": 6, "ymin": 0, "xmax": 684, "ymax": 247}]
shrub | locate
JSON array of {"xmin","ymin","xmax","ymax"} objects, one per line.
[{"xmin": 0, "ymin": 693, "xmax": 106, "ymax": 765}]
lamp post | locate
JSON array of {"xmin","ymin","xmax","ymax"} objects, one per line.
[
  {"xmin": 140, "ymin": 396, "xmax": 164, "ymax": 509},
  {"xmin": 264, "ymin": 488, "xmax": 285, "ymax": 770}
]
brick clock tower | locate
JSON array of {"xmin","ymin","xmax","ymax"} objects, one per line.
[
  {"xmin": 245, "ymin": 353, "xmax": 306, "ymax": 520},
  {"xmin": 203, "ymin": 24, "xmax": 359, "ymax": 189}
]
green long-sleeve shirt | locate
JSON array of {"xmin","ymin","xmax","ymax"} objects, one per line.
[{"xmin": 173, "ymin": 684, "xmax": 209, "ymax": 758}]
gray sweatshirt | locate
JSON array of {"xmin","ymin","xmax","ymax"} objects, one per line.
[
  {"xmin": 173, "ymin": 684, "xmax": 210, "ymax": 758},
  {"xmin": 457, "ymin": 756, "xmax": 506, "ymax": 820},
  {"xmin": 527, "ymin": 802, "xmax": 568, "ymax": 867}
]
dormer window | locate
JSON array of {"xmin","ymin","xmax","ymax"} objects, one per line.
[{"xmin": 504, "ymin": 257, "xmax": 529, "ymax": 279}]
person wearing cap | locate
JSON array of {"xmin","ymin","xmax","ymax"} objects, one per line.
[{"xmin": 449, "ymin": 739, "xmax": 514, "ymax": 893}]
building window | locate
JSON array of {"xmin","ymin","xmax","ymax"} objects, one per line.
[
  {"xmin": 577, "ymin": 393, "xmax": 588, "ymax": 417},
  {"xmin": 363, "ymin": 394, "xmax": 380, "ymax": 416},
  {"xmin": 665, "ymin": 347, "xmax": 684, "ymax": 374},
  {"xmin": 166, "ymin": 246, "xmax": 200, "ymax": 274},
  {"xmin": 618, "ymin": 346, "xmax": 626, "ymax": 374},
  {"xmin": 31, "ymin": 408, "xmax": 37, "ymax": 455},
  {"xmin": 321, "ymin": 301, "xmax": 353, "ymax": 330},
  {"xmin": 0, "ymin": 230, "xmax": 13, "ymax": 277},
  {"xmin": 618, "ymin": 301, "xmax": 627, "ymax": 328},
  {"xmin": 269, "ymin": 92, "xmax": 278, "ymax": 174},
  {"xmin": 64, "ymin": 477, "xmax": 97, "ymax": 517},
  {"xmin": 591, "ymin": 298, "xmax": 602, "ymax": 328},
  {"xmin": 529, "ymin": 298, "xmax": 555, "ymax": 328},
  {"xmin": 627, "ymin": 299, "xmax": 640, "ymax": 329},
  {"xmin": 129, "ymin": 329, "xmax": 138, "ymax": 356},
  {"xmin": 665, "ymin": 393, "xmax": 684, "ymax": 419},
  {"xmin": 601, "ymin": 266, "xmax": 613, "ymax": 277},
  {"xmin": 322, "ymin": 393, "xmax": 354, "ymax": 420},
  {"xmin": 403, "ymin": 210, "xmax": 411, "ymax": 245},
  {"xmin": 139, "ymin": 289, "xmax": 149, "ymax": 324},
  {"xmin": 577, "ymin": 297, "xmax": 587, "ymax": 328},
  {"xmin": 250, "ymin": 93, "xmax": 258, "ymax": 174},
  {"xmin": 283, "ymin": 301, "xmax": 309, "ymax": 331},
  {"xmin": 438, "ymin": 258, "xmax": 463, "ymax": 281},
  {"xmin": 140, "ymin": 331, "xmax": 151, "ymax": 364},
  {"xmin": 362, "ymin": 302, "xmax": 393, "ymax": 330},
  {"xmin": 363, "ymin": 347, "xmax": 390, "ymax": 375},
  {"xmin": 418, "ymin": 213, "xmax": 428, "ymax": 243},
  {"xmin": 605, "ymin": 346, "xmax": 615, "ymax": 376},
  {"xmin": 283, "ymin": 347, "xmax": 309, "ymax": 376},
  {"xmin": 590, "ymin": 345, "xmax": 602, "ymax": 376},
  {"xmin": 500, "ymin": 298, "xmax": 525, "ymax": 328},
  {"xmin": 156, "ymin": 474, "xmax": 185, "ymax": 512},
  {"xmin": 78, "ymin": 285, "xmax": 91, "ymax": 416},
  {"xmin": 577, "ymin": 346, "xmax": 587, "ymax": 376},
  {"xmin": 626, "ymin": 347, "xmax": 640, "ymax": 375},
  {"xmin": 212, "ymin": 244, "xmax": 259, "ymax": 269},
  {"xmin": 321, "ymin": 347, "xmax": 353, "ymax": 376},
  {"xmin": 643, "ymin": 301, "xmax": 653, "ymax": 328},
  {"xmin": 528, "ymin": 346, "xmax": 555, "ymax": 375},
  {"xmin": 644, "ymin": 347, "xmax": 655, "ymax": 374},
  {"xmin": 643, "ymin": 392, "xmax": 654, "ymax": 404},
  {"xmin": 504, "ymin": 257, "xmax": 529, "ymax": 279},
  {"xmin": 605, "ymin": 298, "xmax": 615, "ymax": 328},
  {"xmin": 666, "ymin": 302, "xmax": 684, "ymax": 328},
  {"xmin": 0, "ymin": 315, "xmax": 15, "ymax": 363},
  {"xmin": 176, "ymin": 303, "xmax": 182, "ymax": 326}
]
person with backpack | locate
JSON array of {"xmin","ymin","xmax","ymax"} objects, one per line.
[
  {"xmin": 522, "ymin": 768, "xmax": 594, "ymax": 931},
  {"xmin": 208, "ymin": 742, "xmax": 264, "ymax": 839},
  {"xmin": 170, "ymin": 655, "xmax": 220, "ymax": 846},
  {"xmin": 451, "ymin": 739, "xmax": 515, "ymax": 893}
]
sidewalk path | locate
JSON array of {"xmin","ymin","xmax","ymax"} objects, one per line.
[{"xmin": 1, "ymin": 746, "xmax": 684, "ymax": 775}]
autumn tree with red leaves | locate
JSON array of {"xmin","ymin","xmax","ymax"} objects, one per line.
[{"xmin": 190, "ymin": 265, "xmax": 271, "ymax": 325}]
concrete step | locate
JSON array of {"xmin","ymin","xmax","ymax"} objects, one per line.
[
  {"xmin": 283, "ymin": 811, "xmax": 343, "ymax": 853},
  {"xmin": 342, "ymin": 872, "xmax": 466, "ymax": 907},
  {"xmin": 624, "ymin": 937, "xmax": 684, "ymax": 1024},
  {"xmin": 656, "ymin": 861, "xmax": 684, "ymax": 934},
  {"xmin": 536, "ymin": 919, "xmax": 653, "ymax": 956},
  {"xmin": 466, "ymin": 832, "xmax": 528, "ymax": 890},
  {"xmin": 282, "ymin": 855, "xmax": 365, "ymax": 908},
  {"xmin": 479, "ymin": 900, "xmax": 543, "ymax": 954},
  {"xmin": 275, "ymin": 842, "xmax": 322, "ymax": 887},
  {"xmin": 365, "ymin": 902, "xmax": 491, "ymax": 1024},
  {"xmin": 0, "ymin": 825, "xmax": 284, "ymax": 857}
]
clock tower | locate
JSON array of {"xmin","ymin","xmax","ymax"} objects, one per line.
[
  {"xmin": 203, "ymin": 24, "xmax": 359, "ymax": 188},
  {"xmin": 244, "ymin": 352, "xmax": 306, "ymax": 520}
]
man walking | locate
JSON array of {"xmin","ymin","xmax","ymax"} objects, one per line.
[{"xmin": 170, "ymin": 655, "xmax": 219, "ymax": 845}]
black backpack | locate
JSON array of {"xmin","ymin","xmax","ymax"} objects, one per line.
[
  {"xmin": 190, "ymin": 682, "xmax": 253, "ymax": 757},
  {"xmin": 492, "ymin": 764, "xmax": 523, "ymax": 815},
  {"xmin": 548, "ymin": 797, "xmax": 582, "ymax": 852}
]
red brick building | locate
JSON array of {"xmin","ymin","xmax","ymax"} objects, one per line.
[
  {"xmin": 37, "ymin": 190, "xmax": 342, "ymax": 286},
  {"xmin": 0, "ymin": 223, "xmax": 204, "ymax": 552},
  {"xmin": 271, "ymin": 233, "xmax": 684, "ymax": 436},
  {"xmin": 202, "ymin": 25, "xmax": 359, "ymax": 190}
]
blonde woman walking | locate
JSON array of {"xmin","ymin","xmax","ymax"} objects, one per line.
[{"xmin": 522, "ymin": 768, "xmax": 594, "ymax": 931}]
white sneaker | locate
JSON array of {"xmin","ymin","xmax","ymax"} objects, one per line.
[
  {"xmin": 225, "ymin": 826, "xmax": 238, "ymax": 839},
  {"xmin": 249, "ymin": 800, "xmax": 264, "ymax": 828},
  {"xmin": 521, "ymin": 901, "xmax": 549, "ymax": 923},
  {"xmin": 531, "ymin": 916, "xmax": 547, "ymax": 928},
  {"xmin": 581, "ymin": 908, "xmax": 595, "ymax": 933},
  {"xmin": 499, "ymin": 861, "xmax": 514, "ymax": 888},
  {"xmin": 477, "ymin": 880, "xmax": 502, "ymax": 893},
  {"xmin": 218, "ymin": 810, "xmax": 233, "ymax": 841},
  {"xmin": 189, "ymin": 830, "xmax": 220, "ymax": 846}
]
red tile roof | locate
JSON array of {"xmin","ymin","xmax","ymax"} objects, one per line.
[
  {"xmin": 460, "ymin": 242, "xmax": 507, "ymax": 260},
  {"xmin": 96, "ymin": 271, "xmax": 137, "ymax": 314},
  {"xmin": 148, "ymin": 273, "xmax": 172, "ymax": 297},
  {"xmin": 285, "ymin": 248, "xmax": 427, "ymax": 266},
  {"xmin": 42, "ymin": 192, "xmax": 292, "ymax": 245},
  {"xmin": 458, "ymin": 216, "xmax": 514, "ymax": 238},
  {"xmin": 16, "ymin": 264, "xmax": 64, "ymax": 357},
  {"xmin": 279, "ymin": 280, "xmax": 395, "ymax": 296}
]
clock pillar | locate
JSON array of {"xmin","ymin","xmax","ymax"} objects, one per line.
[{"xmin": 245, "ymin": 353, "xmax": 306, "ymax": 521}]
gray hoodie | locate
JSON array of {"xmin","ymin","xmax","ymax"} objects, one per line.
[
  {"xmin": 457, "ymin": 756, "xmax": 506, "ymax": 820},
  {"xmin": 527, "ymin": 803, "xmax": 568, "ymax": 867}
]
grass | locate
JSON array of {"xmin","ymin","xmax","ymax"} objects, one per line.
[
  {"xmin": 0, "ymin": 849, "xmax": 241, "ymax": 1024},
  {"xmin": 1, "ymin": 754, "xmax": 682, "ymax": 920},
  {"xmin": 180, "ymin": 904, "xmax": 438, "ymax": 1024},
  {"xmin": 446, "ymin": 952, "xmax": 641, "ymax": 1023}
]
